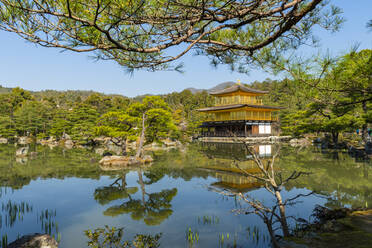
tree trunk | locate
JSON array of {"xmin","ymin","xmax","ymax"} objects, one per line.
[
  {"xmin": 121, "ymin": 138, "xmax": 127, "ymax": 156},
  {"xmin": 121, "ymin": 173, "xmax": 127, "ymax": 188},
  {"xmin": 331, "ymin": 132, "xmax": 339, "ymax": 145},
  {"xmin": 137, "ymin": 170, "xmax": 146, "ymax": 204},
  {"xmin": 275, "ymin": 190, "xmax": 290, "ymax": 237},
  {"xmin": 136, "ymin": 113, "xmax": 146, "ymax": 158},
  {"xmin": 361, "ymin": 101, "xmax": 368, "ymax": 143},
  {"xmin": 264, "ymin": 218, "xmax": 280, "ymax": 248}
]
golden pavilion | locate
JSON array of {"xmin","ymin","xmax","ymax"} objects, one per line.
[{"xmin": 197, "ymin": 83, "xmax": 282, "ymax": 137}]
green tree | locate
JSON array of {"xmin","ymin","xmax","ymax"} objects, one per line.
[
  {"xmin": 331, "ymin": 49, "xmax": 372, "ymax": 142},
  {"xmin": 0, "ymin": 88, "xmax": 33, "ymax": 115},
  {"xmin": 49, "ymin": 109, "xmax": 73, "ymax": 138},
  {"xmin": 13, "ymin": 100, "xmax": 53, "ymax": 137},
  {"xmin": 68, "ymin": 104, "xmax": 100, "ymax": 144},
  {"xmin": 0, "ymin": 88, "xmax": 36, "ymax": 138},
  {"xmin": 111, "ymin": 96, "xmax": 131, "ymax": 111},
  {"xmin": 164, "ymin": 90, "xmax": 213, "ymax": 137},
  {"xmin": 0, "ymin": 115, "xmax": 15, "ymax": 138},
  {"xmin": 95, "ymin": 111, "xmax": 138, "ymax": 155},
  {"xmin": 280, "ymin": 78, "xmax": 363, "ymax": 143},
  {"xmin": 272, "ymin": 49, "xmax": 371, "ymax": 143},
  {"xmin": 304, "ymin": 103, "xmax": 362, "ymax": 144},
  {"xmin": 128, "ymin": 96, "xmax": 177, "ymax": 157}
]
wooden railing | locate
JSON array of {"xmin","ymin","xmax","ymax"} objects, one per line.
[{"xmin": 206, "ymin": 113, "xmax": 278, "ymax": 122}]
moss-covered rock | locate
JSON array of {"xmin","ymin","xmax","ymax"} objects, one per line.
[{"xmin": 292, "ymin": 209, "xmax": 372, "ymax": 248}]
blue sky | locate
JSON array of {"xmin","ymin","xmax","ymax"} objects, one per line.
[{"xmin": 1, "ymin": 1, "xmax": 371, "ymax": 97}]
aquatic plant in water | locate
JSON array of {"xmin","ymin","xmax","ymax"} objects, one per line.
[
  {"xmin": 185, "ymin": 227, "xmax": 199, "ymax": 248},
  {"xmin": 85, "ymin": 225, "xmax": 161, "ymax": 248}
]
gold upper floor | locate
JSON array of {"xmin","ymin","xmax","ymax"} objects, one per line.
[{"xmin": 214, "ymin": 94, "xmax": 263, "ymax": 106}]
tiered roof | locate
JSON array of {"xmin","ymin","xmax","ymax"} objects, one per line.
[
  {"xmin": 197, "ymin": 104, "xmax": 282, "ymax": 112},
  {"xmin": 209, "ymin": 84, "xmax": 268, "ymax": 96}
]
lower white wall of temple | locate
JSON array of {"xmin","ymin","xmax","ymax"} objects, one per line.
[{"xmin": 258, "ymin": 124, "xmax": 271, "ymax": 134}]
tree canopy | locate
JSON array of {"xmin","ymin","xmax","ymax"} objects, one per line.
[
  {"xmin": 0, "ymin": 0, "xmax": 342, "ymax": 71},
  {"xmin": 281, "ymin": 49, "xmax": 372, "ymax": 143}
]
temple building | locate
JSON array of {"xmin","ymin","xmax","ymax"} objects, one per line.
[{"xmin": 197, "ymin": 83, "xmax": 282, "ymax": 137}]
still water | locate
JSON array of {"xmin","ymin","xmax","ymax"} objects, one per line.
[{"xmin": 0, "ymin": 143, "xmax": 371, "ymax": 247}]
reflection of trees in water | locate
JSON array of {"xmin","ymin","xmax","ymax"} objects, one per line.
[
  {"xmin": 280, "ymin": 146, "xmax": 372, "ymax": 208},
  {"xmin": 209, "ymin": 144, "xmax": 313, "ymax": 248},
  {"xmin": 94, "ymin": 169, "xmax": 177, "ymax": 226},
  {"xmin": 201, "ymin": 143, "xmax": 372, "ymax": 211},
  {"xmin": 94, "ymin": 172, "xmax": 138, "ymax": 206},
  {"xmin": 0, "ymin": 144, "xmax": 103, "ymax": 190}
]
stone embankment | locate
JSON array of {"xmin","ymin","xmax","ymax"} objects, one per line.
[
  {"xmin": 0, "ymin": 135, "xmax": 183, "ymax": 152},
  {"xmin": 1, "ymin": 134, "xmax": 184, "ymax": 166},
  {"xmin": 198, "ymin": 136, "xmax": 291, "ymax": 144}
]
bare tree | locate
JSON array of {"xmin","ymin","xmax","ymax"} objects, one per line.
[
  {"xmin": 0, "ymin": 0, "xmax": 342, "ymax": 71},
  {"xmin": 209, "ymin": 143, "xmax": 312, "ymax": 248}
]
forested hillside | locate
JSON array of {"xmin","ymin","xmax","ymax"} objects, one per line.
[
  {"xmin": 0, "ymin": 85, "xmax": 213, "ymax": 144},
  {"xmin": 0, "ymin": 49, "xmax": 371, "ymax": 145}
]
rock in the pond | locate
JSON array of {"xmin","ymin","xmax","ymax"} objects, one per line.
[
  {"xmin": 105, "ymin": 142, "xmax": 123, "ymax": 155},
  {"xmin": 103, "ymin": 150, "xmax": 114, "ymax": 156},
  {"xmin": 99, "ymin": 155, "xmax": 131, "ymax": 167},
  {"xmin": 93, "ymin": 136, "xmax": 106, "ymax": 146},
  {"xmin": 30, "ymin": 151, "xmax": 38, "ymax": 157},
  {"xmin": 7, "ymin": 233, "xmax": 58, "ymax": 248},
  {"xmin": 162, "ymin": 138, "xmax": 177, "ymax": 147},
  {"xmin": 277, "ymin": 239, "xmax": 309, "ymax": 248},
  {"xmin": 16, "ymin": 156, "xmax": 28, "ymax": 164},
  {"xmin": 61, "ymin": 133, "xmax": 71, "ymax": 140},
  {"xmin": 144, "ymin": 142, "xmax": 168, "ymax": 151},
  {"xmin": 39, "ymin": 136, "xmax": 59, "ymax": 147},
  {"xmin": 142, "ymin": 155, "xmax": 154, "ymax": 163},
  {"xmin": 16, "ymin": 146, "xmax": 29, "ymax": 157},
  {"xmin": 0, "ymin": 137, "xmax": 8, "ymax": 144},
  {"xmin": 95, "ymin": 147, "xmax": 105, "ymax": 156},
  {"xmin": 127, "ymin": 141, "xmax": 137, "ymax": 150},
  {"xmin": 18, "ymin": 136, "xmax": 33, "ymax": 145},
  {"xmin": 64, "ymin": 139, "xmax": 74, "ymax": 149},
  {"xmin": 99, "ymin": 155, "xmax": 153, "ymax": 170},
  {"xmin": 289, "ymin": 138, "xmax": 311, "ymax": 147}
]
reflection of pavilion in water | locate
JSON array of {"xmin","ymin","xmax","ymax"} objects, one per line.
[{"xmin": 199, "ymin": 143, "xmax": 275, "ymax": 192}]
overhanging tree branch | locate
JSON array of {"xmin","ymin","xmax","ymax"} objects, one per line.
[{"xmin": 0, "ymin": 0, "xmax": 341, "ymax": 71}]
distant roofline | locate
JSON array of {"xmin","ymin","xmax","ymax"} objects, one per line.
[
  {"xmin": 197, "ymin": 104, "xmax": 283, "ymax": 112},
  {"xmin": 209, "ymin": 83, "xmax": 268, "ymax": 95}
]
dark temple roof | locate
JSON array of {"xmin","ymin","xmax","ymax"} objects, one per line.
[
  {"xmin": 197, "ymin": 104, "xmax": 283, "ymax": 112},
  {"xmin": 209, "ymin": 84, "xmax": 268, "ymax": 95}
]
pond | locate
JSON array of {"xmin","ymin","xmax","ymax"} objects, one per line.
[{"xmin": 0, "ymin": 143, "xmax": 371, "ymax": 247}]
